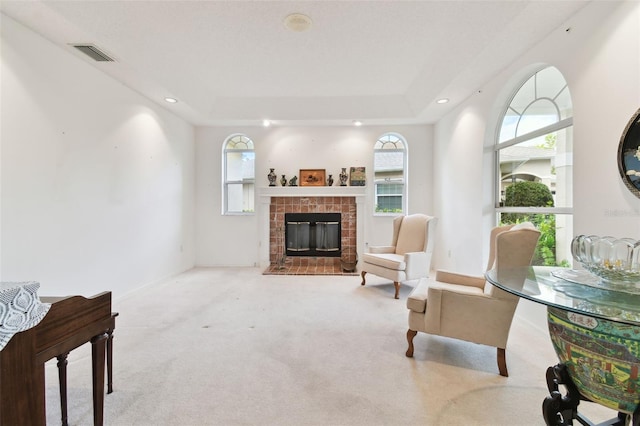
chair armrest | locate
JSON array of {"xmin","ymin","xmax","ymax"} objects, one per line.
[
  {"xmin": 434, "ymin": 270, "xmax": 485, "ymax": 289},
  {"xmin": 404, "ymin": 251, "xmax": 428, "ymax": 279},
  {"xmin": 368, "ymin": 245, "xmax": 395, "ymax": 254},
  {"xmin": 426, "ymin": 285, "xmax": 518, "ymax": 347}
]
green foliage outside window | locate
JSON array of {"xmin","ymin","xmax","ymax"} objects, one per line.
[{"xmin": 501, "ymin": 181, "xmax": 569, "ymax": 267}]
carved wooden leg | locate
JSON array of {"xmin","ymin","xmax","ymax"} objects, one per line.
[
  {"xmin": 360, "ymin": 270, "xmax": 367, "ymax": 286},
  {"xmin": 497, "ymin": 347, "xmax": 508, "ymax": 377},
  {"xmin": 57, "ymin": 352, "xmax": 69, "ymax": 426},
  {"xmin": 543, "ymin": 364, "xmax": 581, "ymax": 425},
  {"xmin": 406, "ymin": 329, "xmax": 417, "ymax": 357},
  {"xmin": 106, "ymin": 327, "xmax": 114, "ymax": 394},
  {"xmin": 394, "ymin": 282, "xmax": 400, "ymax": 299},
  {"xmin": 106, "ymin": 312, "xmax": 118, "ymax": 395},
  {"xmin": 91, "ymin": 332, "xmax": 107, "ymax": 426}
]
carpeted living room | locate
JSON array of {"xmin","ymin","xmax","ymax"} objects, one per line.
[
  {"xmin": 2, "ymin": 1, "xmax": 640, "ymax": 425},
  {"xmin": 43, "ymin": 267, "xmax": 613, "ymax": 425}
]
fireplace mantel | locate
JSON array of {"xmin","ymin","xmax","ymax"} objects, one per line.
[
  {"xmin": 258, "ymin": 187, "xmax": 366, "ymax": 269},
  {"xmin": 258, "ymin": 186, "xmax": 366, "ymax": 198}
]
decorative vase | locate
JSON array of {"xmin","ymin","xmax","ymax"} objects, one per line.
[
  {"xmin": 267, "ymin": 168, "xmax": 277, "ymax": 186},
  {"xmin": 280, "ymin": 175, "xmax": 287, "ymax": 186},
  {"xmin": 571, "ymin": 235, "xmax": 640, "ymax": 289},
  {"xmin": 548, "ymin": 306, "xmax": 640, "ymax": 414},
  {"xmin": 339, "ymin": 168, "xmax": 348, "ymax": 186},
  {"xmin": 327, "ymin": 174, "xmax": 334, "ymax": 186}
]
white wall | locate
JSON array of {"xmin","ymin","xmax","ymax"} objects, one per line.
[
  {"xmin": 195, "ymin": 125, "xmax": 433, "ymax": 266},
  {"xmin": 0, "ymin": 15, "xmax": 196, "ymax": 298},
  {"xmin": 432, "ymin": 0, "xmax": 640, "ymax": 275}
]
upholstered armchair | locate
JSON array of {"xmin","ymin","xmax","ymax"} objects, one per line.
[
  {"xmin": 405, "ymin": 222, "xmax": 540, "ymax": 376},
  {"xmin": 360, "ymin": 214, "xmax": 438, "ymax": 299}
]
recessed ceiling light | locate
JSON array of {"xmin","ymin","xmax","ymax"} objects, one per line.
[
  {"xmin": 436, "ymin": 98, "xmax": 449, "ymax": 104},
  {"xmin": 164, "ymin": 97, "xmax": 178, "ymax": 103},
  {"xmin": 263, "ymin": 119, "xmax": 271, "ymax": 127},
  {"xmin": 353, "ymin": 120, "xmax": 363, "ymax": 127},
  {"xmin": 284, "ymin": 13, "xmax": 312, "ymax": 32}
]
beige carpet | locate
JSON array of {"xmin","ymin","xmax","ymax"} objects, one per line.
[{"xmin": 44, "ymin": 267, "xmax": 613, "ymax": 425}]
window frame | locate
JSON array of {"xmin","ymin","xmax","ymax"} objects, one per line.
[
  {"xmin": 373, "ymin": 133, "xmax": 407, "ymax": 216},
  {"xmin": 222, "ymin": 134, "xmax": 255, "ymax": 215},
  {"xmin": 494, "ymin": 66, "xmax": 574, "ymax": 267}
]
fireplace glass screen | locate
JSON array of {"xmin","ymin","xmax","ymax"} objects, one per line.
[{"xmin": 285, "ymin": 213, "xmax": 341, "ymax": 257}]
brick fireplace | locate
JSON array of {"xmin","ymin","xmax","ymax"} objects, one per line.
[
  {"xmin": 270, "ymin": 196, "xmax": 356, "ymax": 266},
  {"xmin": 257, "ymin": 186, "xmax": 370, "ymax": 275}
]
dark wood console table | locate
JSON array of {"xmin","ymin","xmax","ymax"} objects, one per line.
[{"xmin": 0, "ymin": 291, "xmax": 114, "ymax": 426}]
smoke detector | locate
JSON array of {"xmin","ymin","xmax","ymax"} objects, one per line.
[{"xmin": 284, "ymin": 13, "xmax": 312, "ymax": 32}]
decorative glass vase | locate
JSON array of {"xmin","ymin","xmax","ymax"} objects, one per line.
[
  {"xmin": 571, "ymin": 235, "xmax": 640, "ymax": 286},
  {"xmin": 280, "ymin": 175, "xmax": 287, "ymax": 186}
]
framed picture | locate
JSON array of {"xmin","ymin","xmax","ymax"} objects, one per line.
[
  {"xmin": 300, "ymin": 169, "xmax": 326, "ymax": 186},
  {"xmin": 350, "ymin": 166, "xmax": 366, "ymax": 186}
]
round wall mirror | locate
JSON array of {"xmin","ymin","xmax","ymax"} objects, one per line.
[{"xmin": 617, "ymin": 108, "xmax": 640, "ymax": 199}]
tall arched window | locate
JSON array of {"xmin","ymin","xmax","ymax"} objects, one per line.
[
  {"xmin": 495, "ymin": 66, "xmax": 573, "ymax": 266},
  {"xmin": 374, "ymin": 133, "xmax": 407, "ymax": 214},
  {"xmin": 223, "ymin": 134, "xmax": 255, "ymax": 214}
]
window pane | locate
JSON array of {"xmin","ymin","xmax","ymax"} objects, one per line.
[
  {"xmin": 510, "ymin": 77, "xmax": 535, "ymax": 114},
  {"xmin": 499, "ymin": 109, "xmax": 519, "ymax": 142},
  {"xmin": 226, "ymin": 152, "xmax": 255, "ymax": 181},
  {"xmin": 518, "ymin": 99, "xmax": 559, "ymax": 136},
  {"xmin": 556, "ymin": 87, "xmax": 573, "ymax": 120},
  {"xmin": 241, "ymin": 152, "xmax": 255, "ymax": 180},
  {"xmin": 374, "ymin": 151, "xmax": 404, "ymax": 173},
  {"xmin": 226, "ymin": 183, "xmax": 255, "ymax": 213},
  {"xmin": 499, "ymin": 212, "xmax": 572, "ymax": 267},
  {"xmin": 500, "ymin": 67, "xmax": 573, "ymax": 143},
  {"xmin": 376, "ymin": 196, "xmax": 403, "ymax": 212},
  {"xmin": 376, "ymin": 183, "xmax": 403, "ymax": 195},
  {"xmin": 226, "ymin": 135, "xmax": 254, "ymax": 150},
  {"xmin": 374, "ymin": 134, "xmax": 405, "ymax": 149},
  {"xmin": 536, "ymin": 66, "xmax": 566, "ymax": 101},
  {"xmin": 375, "ymin": 183, "xmax": 403, "ymax": 212},
  {"xmin": 499, "ymin": 127, "xmax": 572, "ymax": 208}
]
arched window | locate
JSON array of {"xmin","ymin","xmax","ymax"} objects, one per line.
[
  {"xmin": 223, "ymin": 134, "xmax": 255, "ymax": 214},
  {"xmin": 495, "ymin": 66, "xmax": 573, "ymax": 266},
  {"xmin": 374, "ymin": 133, "xmax": 407, "ymax": 214}
]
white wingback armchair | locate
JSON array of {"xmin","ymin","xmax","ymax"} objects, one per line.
[
  {"xmin": 405, "ymin": 222, "xmax": 540, "ymax": 376},
  {"xmin": 360, "ymin": 214, "xmax": 437, "ymax": 299}
]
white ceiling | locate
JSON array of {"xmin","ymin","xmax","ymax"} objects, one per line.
[{"xmin": 0, "ymin": 1, "xmax": 591, "ymax": 127}]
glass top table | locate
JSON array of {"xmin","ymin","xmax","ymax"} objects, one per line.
[
  {"xmin": 487, "ymin": 266, "xmax": 640, "ymax": 423},
  {"xmin": 485, "ymin": 266, "xmax": 640, "ymax": 327}
]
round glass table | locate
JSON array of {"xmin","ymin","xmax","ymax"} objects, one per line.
[{"xmin": 486, "ymin": 266, "xmax": 640, "ymax": 426}]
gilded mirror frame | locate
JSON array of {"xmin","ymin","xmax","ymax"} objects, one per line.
[{"xmin": 617, "ymin": 108, "xmax": 640, "ymax": 199}]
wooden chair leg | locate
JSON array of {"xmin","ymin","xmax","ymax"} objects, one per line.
[
  {"xmin": 497, "ymin": 347, "xmax": 508, "ymax": 377},
  {"xmin": 394, "ymin": 282, "xmax": 400, "ymax": 299},
  {"xmin": 406, "ymin": 329, "xmax": 417, "ymax": 357},
  {"xmin": 360, "ymin": 270, "xmax": 367, "ymax": 286}
]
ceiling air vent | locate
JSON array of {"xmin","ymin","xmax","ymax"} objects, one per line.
[{"xmin": 72, "ymin": 44, "xmax": 115, "ymax": 62}]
